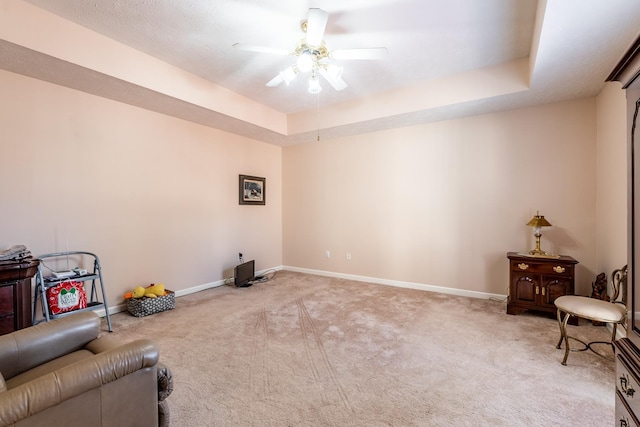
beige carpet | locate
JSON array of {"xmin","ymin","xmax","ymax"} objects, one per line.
[{"xmin": 106, "ymin": 271, "xmax": 615, "ymax": 426}]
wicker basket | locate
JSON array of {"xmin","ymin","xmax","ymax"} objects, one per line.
[{"xmin": 127, "ymin": 290, "xmax": 175, "ymax": 317}]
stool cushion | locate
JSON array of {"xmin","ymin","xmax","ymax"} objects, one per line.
[{"xmin": 554, "ymin": 295, "xmax": 626, "ymax": 323}]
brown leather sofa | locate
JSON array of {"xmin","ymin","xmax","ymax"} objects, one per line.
[{"xmin": 0, "ymin": 311, "xmax": 172, "ymax": 427}]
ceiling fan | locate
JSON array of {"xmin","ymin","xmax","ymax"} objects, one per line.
[{"xmin": 233, "ymin": 8, "xmax": 388, "ymax": 94}]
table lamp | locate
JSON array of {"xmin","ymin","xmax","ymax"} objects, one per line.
[{"xmin": 526, "ymin": 211, "xmax": 552, "ymax": 256}]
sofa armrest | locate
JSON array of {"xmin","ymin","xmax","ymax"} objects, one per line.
[
  {"xmin": 156, "ymin": 362, "xmax": 173, "ymax": 402},
  {"xmin": 0, "ymin": 339, "xmax": 158, "ymax": 427},
  {"xmin": 0, "ymin": 312, "xmax": 101, "ymax": 380},
  {"xmin": 157, "ymin": 362, "xmax": 173, "ymax": 427},
  {"xmin": 87, "ymin": 337, "xmax": 173, "ymax": 401}
]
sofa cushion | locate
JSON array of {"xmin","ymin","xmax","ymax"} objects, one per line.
[
  {"xmin": 555, "ymin": 295, "xmax": 627, "ymax": 323},
  {"xmin": 0, "ymin": 312, "xmax": 100, "ymax": 380},
  {"xmin": 84, "ymin": 334, "xmax": 125, "ymax": 354},
  {"xmin": 6, "ymin": 350, "xmax": 94, "ymax": 390}
]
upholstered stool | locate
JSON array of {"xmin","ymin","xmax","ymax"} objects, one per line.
[
  {"xmin": 554, "ymin": 295, "xmax": 625, "ymax": 365},
  {"xmin": 554, "ymin": 266, "xmax": 627, "ymax": 365}
]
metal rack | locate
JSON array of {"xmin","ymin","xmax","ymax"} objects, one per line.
[{"xmin": 33, "ymin": 251, "xmax": 112, "ymax": 332}]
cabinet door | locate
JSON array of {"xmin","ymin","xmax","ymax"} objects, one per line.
[
  {"xmin": 0, "ymin": 284, "xmax": 13, "ymax": 316},
  {"xmin": 0, "ymin": 285, "xmax": 15, "ymax": 335},
  {"xmin": 541, "ymin": 276, "xmax": 572, "ymax": 308},
  {"xmin": 511, "ymin": 273, "xmax": 538, "ymax": 307}
]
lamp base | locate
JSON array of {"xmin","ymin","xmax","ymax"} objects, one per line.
[
  {"xmin": 517, "ymin": 252, "xmax": 561, "ymax": 259},
  {"xmin": 529, "ymin": 248, "xmax": 548, "ymax": 256}
]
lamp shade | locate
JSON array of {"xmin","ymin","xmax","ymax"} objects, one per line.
[
  {"xmin": 308, "ymin": 73, "xmax": 322, "ymax": 94},
  {"xmin": 526, "ymin": 212, "xmax": 551, "ymax": 228}
]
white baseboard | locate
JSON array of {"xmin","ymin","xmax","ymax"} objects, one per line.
[
  {"xmin": 95, "ymin": 265, "xmax": 505, "ymax": 318},
  {"xmin": 95, "ymin": 278, "xmax": 230, "ymax": 318},
  {"xmin": 282, "ymin": 265, "xmax": 507, "ymax": 301},
  {"xmin": 96, "ymin": 267, "xmax": 283, "ymax": 318}
]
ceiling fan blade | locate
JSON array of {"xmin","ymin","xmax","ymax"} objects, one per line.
[
  {"xmin": 233, "ymin": 43, "xmax": 290, "ymax": 56},
  {"xmin": 266, "ymin": 74, "xmax": 284, "ymax": 87},
  {"xmin": 318, "ymin": 67, "xmax": 348, "ymax": 91},
  {"xmin": 266, "ymin": 66, "xmax": 298, "ymax": 87},
  {"xmin": 329, "ymin": 47, "xmax": 389, "ymax": 60},
  {"xmin": 305, "ymin": 8, "xmax": 329, "ymax": 48}
]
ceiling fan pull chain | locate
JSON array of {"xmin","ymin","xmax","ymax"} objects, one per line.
[{"xmin": 317, "ymin": 92, "xmax": 321, "ymax": 142}]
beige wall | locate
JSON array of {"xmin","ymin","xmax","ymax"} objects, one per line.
[
  {"xmin": 283, "ymin": 98, "xmax": 600, "ymax": 296},
  {"xmin": 596, "ymin": 82, "xmax": 628, "ymax": 279},
  {"xmin": 0, "ymin": 66, "xmax": 629, "ymax": 313},
  {"xmin": 0, "ymin": 69, "xmax": 282, "ymax": 310}
]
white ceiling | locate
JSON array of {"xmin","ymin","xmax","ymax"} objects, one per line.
[{"xmin": 4, "ymin": 0, "xmax": 640, "ymax": 145}]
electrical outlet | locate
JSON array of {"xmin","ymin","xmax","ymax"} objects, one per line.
[
  {"xmin": 238, "ymin": 252, "xmax": 243, "ymax": 261},
  {"xmin": 325, "ymin": 250, "xmax": 330, "ymax": 258},
  {"xmin": 347, "ymin": 252, "xmax": 351, "ymax": 261}
]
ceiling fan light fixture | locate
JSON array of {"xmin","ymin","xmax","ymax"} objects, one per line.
[
  {"xmin": 308, "ymin": 75, "xmax": 322, "ymax": 94},
  {"xmin": 280, "ymin": 66, "xmax": 297, "ymax": 85},
  {"xmin": 297, "ymin": 51, "xmax": 314, "ymax": 73}
]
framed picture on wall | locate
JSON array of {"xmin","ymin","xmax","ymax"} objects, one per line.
[{"xmin": 239, "ymin": 175, "xmax": 266, "ymax": 205}]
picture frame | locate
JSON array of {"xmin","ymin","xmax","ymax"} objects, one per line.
[{"xmin": 239, "ymin": 175, "xmax": 266, "ymax": 205}]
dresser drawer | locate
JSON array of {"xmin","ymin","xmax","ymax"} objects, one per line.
[
  {"xmin": 617, "ymin": 352, "xmax": 640, "ymax": 419},
  {"xmin": 510, "ymin": 260, "xmax": 574, "ymax": 276},
  {"xmin": 617, "ymin": 390, "xmax": 640, "ymax": 426}
]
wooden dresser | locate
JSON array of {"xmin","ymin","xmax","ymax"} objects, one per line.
[
  {"xmin": 615, "ymin": 339, "xmax": 640, "ymax": 425},
  {"xmin": 0, "ymin": 259, "xmax": 39, "ymax": 335},
  {"xmin": 506, "ymin": 252, "xmax": 578, "ymax": 321},
  {"xmin": 607, "ymin": 33, "xmax": 640, "ymax": 425}
]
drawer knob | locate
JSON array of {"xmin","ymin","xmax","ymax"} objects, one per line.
[
  {"xmin": 620, "ymin": 374, "xmax": 636, "ymax": 397},
  {"xmin": 518, "ymin": 263, "xmax": 529, "ymax": 271},
  {"xmin": 553, "ymin": 266, "xmax": 565, "ymax": 273}
]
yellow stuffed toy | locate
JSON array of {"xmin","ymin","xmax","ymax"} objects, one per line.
[{"xmin": 124, "ymin": 283, "xmax": 166, "ymax": 299}]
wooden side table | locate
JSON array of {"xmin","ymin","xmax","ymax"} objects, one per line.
[
  {"xmin": 0, "ymin": 259, "xmax": 39, "ymax": 335},
  {"xmin": 506, "ymin": 252, "xmax": 578, "ymax": 323}
]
